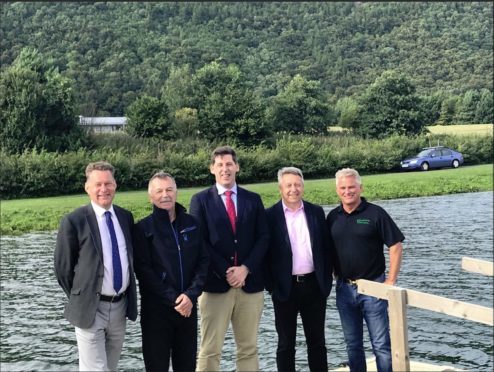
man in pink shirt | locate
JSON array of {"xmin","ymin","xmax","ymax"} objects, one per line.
[{"xmin": 265, "ymin": 167, "xmax": 333, "ymax": 371}]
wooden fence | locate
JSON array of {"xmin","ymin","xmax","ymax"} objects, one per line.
[{"xmin": 355, "ymin": 256, "xmax": 493, "ymax": 371}]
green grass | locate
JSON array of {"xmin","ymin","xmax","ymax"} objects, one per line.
[
  {"xmin": 1, "ymin": 164, "xmax": 492, "ymax": 236},
  {"xmin": 426, "ymin": 124, "xmax": 493, "ymax": 136},
  {"xmin": 328, "ymin": 124, "xmax": 493, "ymax": 136}
]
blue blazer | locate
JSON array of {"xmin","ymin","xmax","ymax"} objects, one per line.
[
  {"xmin": 189, "ymin": 185, "xmax": 269, "ymax": 293},
  {"xmin": 54, "ymin": 204, "xmax": 138, "ymax": 328},
  {"xmin": 265, "ymin": 200, "xmax": 333, "ymax": 302}
]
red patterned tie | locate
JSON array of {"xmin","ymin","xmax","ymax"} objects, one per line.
[{"xmin": 224, "ymin": 190, "xmax": 236, "ymax": 234}]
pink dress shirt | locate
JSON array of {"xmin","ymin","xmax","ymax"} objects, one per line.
[{"xmin": 283, "ymin": 201, "xmax": 314, "ymax": 275}]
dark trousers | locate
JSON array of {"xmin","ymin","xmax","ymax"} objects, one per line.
[
  {"xmin": 140, "ymin": 299, "xmax": 197, "ymax": 372},
  {"xmin": 272, "ymin": 273, "xmax": 328, "ymax": 372}
]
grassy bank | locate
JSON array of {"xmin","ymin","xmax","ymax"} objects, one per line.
[
  {"xmin": 1, "ymin": 164, "xmax": 492, "ymax": 236},
  {"xmin": 426, "ymin": 124, "xmax": 493, "ymax": 136}
]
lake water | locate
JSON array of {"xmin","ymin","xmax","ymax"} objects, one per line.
[{"xmin": 1, "ymin": 192, "xmax": 493, "ymax": 371}]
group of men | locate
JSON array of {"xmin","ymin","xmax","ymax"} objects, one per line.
[{"xmin": 54, "ymin": 145, "xmax": 404, "ymax": 372}]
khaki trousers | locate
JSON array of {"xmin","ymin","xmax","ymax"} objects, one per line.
[{"xmin": 196, "ymin": 288, "xmax": 264, "ymax": 372}]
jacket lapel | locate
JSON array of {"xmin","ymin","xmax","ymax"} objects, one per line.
[
  {"xmin": 303, "ymin": 202, "xmax": 317, "ymax": 261},
  {"xmin": 85, "ymin": 204, "xmax": 103, "ymax": 261},
  {"xmin": 114, "ymin": 206, "xmax": 133, "ymax": 258},
  {"xmin": 274, "ymin": 201, "xmax": 292, "ymax": 253}
]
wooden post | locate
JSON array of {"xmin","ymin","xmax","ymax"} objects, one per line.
[{"xmin": 387, "ymin": 287, "xmax": 410, "ymax": 372}]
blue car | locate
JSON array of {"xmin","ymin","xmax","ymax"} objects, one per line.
[{"xmin": 400, "ymin": 146, "xmax": 464, "ymax": 171}]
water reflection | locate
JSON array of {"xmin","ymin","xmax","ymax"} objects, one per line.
[{"xmin": 1, "ymin": 192, "xmax": 492, "ymax": 371}]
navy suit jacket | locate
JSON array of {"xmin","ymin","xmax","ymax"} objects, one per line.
[
  {"xmin": 265, "ymin": 200, "xmax": 333, "ymax": 302},
  {"xmin": 54, "ymin": 204, "xmax": 138, "ymax": 328},
  {"xmin": 189, "ymin": 185, "xmax": 269, "ymax": 293}
]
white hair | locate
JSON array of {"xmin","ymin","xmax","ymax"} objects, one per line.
[{"xmin": 335, "ymin": 168, "xmax": 362, "ymax": 186}]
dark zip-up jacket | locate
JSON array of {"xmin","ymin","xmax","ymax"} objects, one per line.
[{"xmin": 133, "ymin": 203, "xmax": 209, "ymax": 307}]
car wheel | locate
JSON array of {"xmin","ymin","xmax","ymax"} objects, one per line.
[
  {"xmin": 452, "ymin": 159, "xmax": 460, "ymax": 168},
  {"xmin": 421, "ymin": 162, "xmax": 429, "ymax": 171}
]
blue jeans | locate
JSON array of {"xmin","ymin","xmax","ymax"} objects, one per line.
[{"xmin": 336, "ymin": 273, "xmax": 392, "ymax": 372}]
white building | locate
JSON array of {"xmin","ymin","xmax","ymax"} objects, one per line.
[{"xmin": 78, "ymin": 116, "xmax": 127, "ymax": 133}]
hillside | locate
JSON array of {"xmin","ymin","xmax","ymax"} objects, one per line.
[{"xmin": 1, "ymin": 2, "xmax": 492, "ymax": 115}]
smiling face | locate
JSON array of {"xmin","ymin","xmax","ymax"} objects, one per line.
[
  {"xmin": 336, "ymin": 175, "xmax": 363, "ymax": 212},
  {"xmin": 148, "ymin": 177, "xmax": 177, "ymax": 212},
  {"xmin": 279, "ymin": 173, "xmax": 304, "ymax": 210},
  {"xmin": 210, "ymin": 154, "xmax": 239, "ymax": 189},
  {"xmin": 85, "ymin": 170, "xmax": 116, "ymax": 210}
]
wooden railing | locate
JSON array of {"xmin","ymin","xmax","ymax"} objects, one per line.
[{"xmin": 355, "ymin": 256, "xmax": 494, "ymax": 371}]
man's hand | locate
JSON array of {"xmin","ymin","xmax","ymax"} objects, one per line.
[
  {"xmin": 226, "ymin": 265, "xmax": 249, "ymax": 288},
  {"xmin": 174, "ymin": 293, "xmax": 192, "ymax": 317}
]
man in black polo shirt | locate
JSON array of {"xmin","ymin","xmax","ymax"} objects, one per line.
[{"xmin": 326, "ymin": 168, "xmax": 404, "ymax": 372}]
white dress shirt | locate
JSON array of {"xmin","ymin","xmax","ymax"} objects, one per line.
[
  {"xmin": 216, "ymin": 183, "xmax": 238, "ymax": 215},
  {"xmin": 91, "ymin": 201, "xmax": 130, "ymax": 296}
]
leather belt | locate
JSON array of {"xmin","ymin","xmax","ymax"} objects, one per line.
[
  {"xmin": 100, "ymin": 292, "xmax": 126, "ymax": 303},
  {"xmin": 292, "ymin": 272, "xmax": 315, "ymax": 283}
]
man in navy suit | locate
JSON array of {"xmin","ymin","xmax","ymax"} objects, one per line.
[
  {"xmin": 190, "ymin": 146, "xmax": 270, "ymax": 371},
  {"xmin": 265, "ymin": 167, "xmax": 333, "ymax": 372},
  {"xmin": 54, "ymin": 161, "xmax": 137, "ymax": 371}
]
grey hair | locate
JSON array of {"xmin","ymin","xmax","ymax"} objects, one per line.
[
  {"xmin": 148, "ymin": 171, "xmax": 176, "ymax": 193},
  {"xmin": 335, "ymin": 168, "xmax": 362, "ymax": 186},
  {"xmin": 277, "ymin": 167, "xmax": 304, "ymax": 185},
  {"xmin": 85, "ymin": 161, "xmax": 115, "ymax": 180}
]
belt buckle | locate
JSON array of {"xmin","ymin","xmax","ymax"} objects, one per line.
[
  {"xmin": 348, "ymin": 279, "xmax": 358, "ymax": 286},
  {"xmin": 296, "ymin": 275, "xmax": 304, "ymax": 283}
]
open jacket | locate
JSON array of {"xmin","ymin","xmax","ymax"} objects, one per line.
[{"xmin": 133, "ymin": 203, "xmax": 209, "ymax": 307}]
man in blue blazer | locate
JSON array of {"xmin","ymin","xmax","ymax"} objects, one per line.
[
  {"xmin": 190, "ymin": 146, "xmax": 270, "ymax": 372},
  {"xmin": 54, "ymin": 161, "xmax": 137, "ymax": 371},
  {"xmin": 265, "ymin": 167, "xmax": 333, "ymax": 372}
]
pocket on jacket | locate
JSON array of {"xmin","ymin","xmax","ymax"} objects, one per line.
[{"xmin": 70, "ymin": 288, "xmax": 81, "ymax": 295}]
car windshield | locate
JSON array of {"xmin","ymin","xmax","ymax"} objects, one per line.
[{"xmin": 417, "ymin": 150, "xmax": 432, "ymax": 157}]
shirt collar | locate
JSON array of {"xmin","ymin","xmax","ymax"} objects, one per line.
[
  {"xmin": 216, "ymin": 183, "xmax": 238, "ymax": 196},
  {"xmin": 282, "ymin": 200, "xmax": 304, "ymax": 213},
  {"xmin": 337, "ymin": 197, "xmax": 368, "ymax": 215},
  {"xmin": 90, "ymin": 200, "xmax": 115, "ymax": 217}
]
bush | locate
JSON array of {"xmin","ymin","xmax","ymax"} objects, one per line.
[{"xmin": 1, "ymin": 134, "xmax": 491, "ymax": 199}]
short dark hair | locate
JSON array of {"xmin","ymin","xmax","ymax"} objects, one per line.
[
  {"xmin": 210, "ymin": 145, "xmax": 237, "ymax": 165},
  {"xmin": 85, "ymin": 161, "xmax": 115, "ymax": 180}
]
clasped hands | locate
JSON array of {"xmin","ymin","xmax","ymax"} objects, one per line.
[
  {"xmin": 226, "ymin": 264, "xmax": 248, "ymax": 288},
  {"xmin": 174, "ymin": 293, "xmax": 192, "ymax": 318}
]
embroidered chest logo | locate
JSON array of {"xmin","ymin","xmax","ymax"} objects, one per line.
[{"xmin": 356, "ymin": 218, "xmax": 370, "ymax": 225}]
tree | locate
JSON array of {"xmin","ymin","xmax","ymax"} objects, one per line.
[
  {"xmin": 437, "ymin": 95, "xmax": 459, "ymax": 125},
  {"xmin": 0, "ymin": 47, "xmax": 84, "ymax": 154},
  {"xmin": 474, "ymin": 89, "xmax": 493, "ymax": 124},
  {"xmin": 335, "ymin": 96, "xmax": 359, "ymax": 130},
  {"xmin": 171, "ymin": 107, "xmax": 199, "ymax": 138},
  {"xmin": 125, "ymin": 95, "xmax": 171, "ymax": 138},
  {"xmin": 267, "ymin": 74, "xmax": 332, "ymax": 134},
  {"xmin": 455, "ymin": 89, "xmax": 479, "ymax": 124},
  {"xmin": 191, "ymin": 60, "xmax": 272, "ymax": 145},
  {"xmin": 356, "ymin": 70, "xmax": 425, "ymax": 138}
]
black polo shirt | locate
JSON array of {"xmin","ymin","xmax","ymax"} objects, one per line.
[{"xmin": 326, "ymin": 198, "xmax": 405, "ymax": 280}]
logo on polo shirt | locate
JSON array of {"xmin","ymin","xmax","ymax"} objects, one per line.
[{"xmin": 356, "ymin": 218, "xmax": 370, "ymax": 225}]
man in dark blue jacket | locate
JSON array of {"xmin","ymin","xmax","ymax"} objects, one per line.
[
  {"xmin": 190, "ymin": 146, "xmax": 270, "ymax": 372},
  {"xmin": 134, "ymin": 171, "xmax": 209, "ymax": 372},
  {"xmin": 265, "ymin": 167, "xmax": 333, "ymax": 372}
]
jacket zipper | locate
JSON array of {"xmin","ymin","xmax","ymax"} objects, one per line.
[{"xmin": 170, "ymin": 221, "xmax": 184, "ymax": 293}]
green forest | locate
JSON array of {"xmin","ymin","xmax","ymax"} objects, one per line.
[
  {"xmin": 1, "ymin": 1, "xmax": 492, "ymax": 116},
  {"xmin": 0, "ymin": 2, "xmax": 493, "ymax": 199}
]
